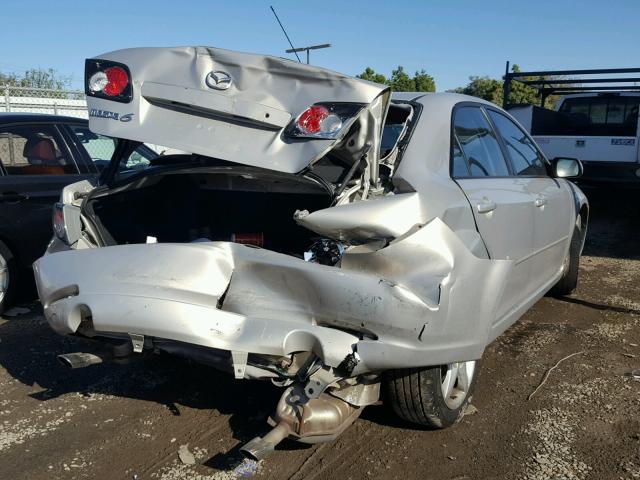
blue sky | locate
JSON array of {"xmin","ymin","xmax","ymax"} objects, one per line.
[{"xmin": 1, "ymin": 0, "xmax": 638, "ymax": 91}]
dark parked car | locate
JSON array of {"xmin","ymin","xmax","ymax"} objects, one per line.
[{"xmin": 0, "ymin": 113, "xmax": 155, "ymax": 312}]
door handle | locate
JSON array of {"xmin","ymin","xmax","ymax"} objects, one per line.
[
  {"xmin": 0, "ymin": 192, "xmax": 27, "ymax": 203},
  {"xmin": 476, "ymin": 200, "xmax": 497, "ymax": 214},
  {"xmin": 534, "ymin": 196, "xmax": 547, "ymax": 208}
]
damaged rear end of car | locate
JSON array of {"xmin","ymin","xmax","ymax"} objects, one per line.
[{"xmin": 34, "ymin": 46, "xmax": 511, "ymax": 457}]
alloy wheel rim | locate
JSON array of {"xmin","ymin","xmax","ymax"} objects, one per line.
[{"xmin": 440, "ymin": 360, "xmax": 476, "ymax": 410}]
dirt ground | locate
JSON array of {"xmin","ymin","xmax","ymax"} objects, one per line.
[{"xmin": 0, "ymin": 188, "xmax": 638, "ymax": 480}]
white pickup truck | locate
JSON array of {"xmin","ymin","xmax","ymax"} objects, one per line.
[{"xmin": 509, "ymin": 93, "xmax": 640, "ymax": 185}]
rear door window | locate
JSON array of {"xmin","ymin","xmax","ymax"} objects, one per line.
[
  {"xmin": 487, "ymin": 110, "xmax": 547, "ymax": 176},
  {"xmin": 452, "ymin": 106, "xmax": 510, "ymax": 177},
  {"xmin": 69, "ymin": 125, "xmax": 156, "ymax": 172},
  {"xmin": 0, "ymin": 124, "xmax": 78, "ymax": 175}
]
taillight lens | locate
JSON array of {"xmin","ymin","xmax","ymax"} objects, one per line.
[
  {"xmin": 85, "ymin": 59, "xmax": 133, "ymax": 103},
  {"xmin": 286, "ymin": 103, "xmax": 365, "ymax": 139}
]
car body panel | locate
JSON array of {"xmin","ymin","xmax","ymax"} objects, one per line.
[
  {"xmin": 34, "ymin": 216, "xmax": 512, "ymax": 373},
  {"xmin": 87, "ymin": 46, "xmax": 390, "ymax": 175}
]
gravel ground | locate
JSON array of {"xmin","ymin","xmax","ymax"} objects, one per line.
[{"xmin": 0, "ymin": 188, "xmax": 638, "ymax": 480}]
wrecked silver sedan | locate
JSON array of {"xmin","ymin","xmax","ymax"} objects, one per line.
[{"xmin": 33, "ymin": 46, "xmax": 588, "ymax": 458}]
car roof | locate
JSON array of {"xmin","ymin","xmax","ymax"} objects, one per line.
[
  {"xmin": 391, "ymin": 91, "xmax": 498, "ymax": 109},
  {"xmin": 0, "ymin": 112, "xmax": 87, "ymax": 124}
]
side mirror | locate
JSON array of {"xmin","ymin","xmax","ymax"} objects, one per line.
[{"xmin": 552, "ymin": 157, "xmax": 583, "ymax": 178}]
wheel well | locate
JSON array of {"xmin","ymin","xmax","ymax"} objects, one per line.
[{"xmin": 578, "ymin": 204, "xmax": 589, "ymax": 248}]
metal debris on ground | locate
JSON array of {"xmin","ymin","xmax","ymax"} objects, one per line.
[
  {"xmin": 177, "ymin": 444, "xmax": 196, "ymax": 465},
  {"xmin": 624, "ymin": 369, "xmax": 640, "ymax": 381},
  {"xmin": 527, "ymin": 351, "xmax": 584, "ymax": 401},
  {"xmin": 463, "ymin": 403, "xmax": 479, "ymax": 416}
]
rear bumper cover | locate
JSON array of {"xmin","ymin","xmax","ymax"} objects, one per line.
[{"xmin": 34, "ymin": 218, "xmax": 512, "ymax": 374}]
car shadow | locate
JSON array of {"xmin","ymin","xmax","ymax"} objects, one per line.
[
  {"xmin": 0, "ymin": 304, "xmax": 282, "ymax": 461},
  {"xmin": 581, "ymin": 187, "xmax": 640, "ymax": 260},
  {"xmin": 557, "ymin": 296, "xmax": 640, "ymax": 316}
]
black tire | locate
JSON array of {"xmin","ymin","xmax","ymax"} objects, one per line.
[
  {"xmin": 384, "ymin": 361, "xmax": 479, "ymax": 429},
  {"xmin": 0, "ymin": 239, "xmax": 16, "ymax": 315},
  {"xmin": 549, "ymin": 216, "xmax": 583, "ymax": 297}
]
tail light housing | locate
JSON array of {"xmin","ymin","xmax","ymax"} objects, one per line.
[
  {"xmin": 52, "ymin": 203, "xmax": 82, "ymax": 245},
  {"xmin": 286, "ymin": 103, "xmax": 365, "ymax": 139},
  {"xmin": 85, "ymin": 59, "xmax": 133, "ymax": 103}
]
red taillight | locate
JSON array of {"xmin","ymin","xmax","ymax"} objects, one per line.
[
  {"xmin": 85, "ymin": 59, "xmax": 132, "ymax": 103},
  {"xmin": 286, "ymin": 103, "xmax": 357, "ymax": 139},
  {"xmin": 102, "ymin": 66, "xmax": 129, "ymax": 96},
  {"xmin": 297, "ymin": 105, "xmax": 329, "ymax": 134}
]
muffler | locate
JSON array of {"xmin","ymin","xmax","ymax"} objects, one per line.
[
  {"xmin": 240, "ymin": 385, "xmax": 366, "ymax": 460},
  {"xmin": 57, "ymin": 352, "xmax": 105, "ymax": 369}
]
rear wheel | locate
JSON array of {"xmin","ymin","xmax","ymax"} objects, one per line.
[
  {"xmin": 384, "ymin": 360, "xmax": 479, "ymax": 428},
  {"xmin": 0, "ymin": 240, "xmax": 16, "ymax": 315},
  {"xmin": 549, "ymin": 216, "xmax": 583, "ymax": 297}
]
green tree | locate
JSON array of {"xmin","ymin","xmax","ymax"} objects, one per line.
[
  {"xmin": 356, "ymin": 67, "xmax": 387, "ymax": 85},
  {"xmin": 387, "ymin": 66, "xmax": 414, "ymax": 92},
  {"xmin": 19, "ymin": 68, "xmax": 71, "ymax": 90},
  {"xmin": 356, "ymin": 66, "xmax": 436, "ymax": 92},
  {"xmin": 413, "ymin": 69, "xmax": 436, "ymax": 93},
  {"xmin": 450, "ymin": 76, "xmax": 503, "ymax": 105},
  {"xmin": 450, "ymin": 65, "xmax": 560, "ymax": 108},
  {"xmin": 1, "ymin": 68, "xmax": 71, "ymax": 90}
]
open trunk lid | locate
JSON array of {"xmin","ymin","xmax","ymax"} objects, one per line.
[{"xmin": 86, "ymin": 46, "xmax": 390, "ymax": 176}]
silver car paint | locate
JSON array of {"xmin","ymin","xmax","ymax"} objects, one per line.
[
  {"xmin": 34, "ymin": 48, "xmax": 586, "ymax": 379},
  {"xmin": 87, "ymin": 46, "xmax": 389, "ymax": 176}
]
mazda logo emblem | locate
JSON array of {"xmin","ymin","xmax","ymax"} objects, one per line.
[{"xmin": 205, "ymin": 71, "xmax": 232, "ymax": 90}]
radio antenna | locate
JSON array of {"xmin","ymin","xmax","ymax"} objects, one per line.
[{"xmin": 269, "ymin": 6, "xmax": 301, "ymax": 63}]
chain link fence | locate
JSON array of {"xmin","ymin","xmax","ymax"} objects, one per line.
[{"xmin": 0, "ymin": 85, "xmax": 88, "ymax": 118}]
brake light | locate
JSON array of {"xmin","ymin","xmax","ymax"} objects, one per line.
[
  {"xmin": 297, "ymin": 106, "xmax": 330, "ymax": 134},
  {"xmin": 286, "ymin": 103, "xmax": 364, "ymax": 139},
  {"xmin": 85, "ymin": 59, "xmax": 133, "ymax": 103}
]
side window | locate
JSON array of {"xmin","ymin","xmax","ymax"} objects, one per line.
[
  {"xmin": 452, "ymin": 106, "xmax": 510, "ymax": 177},
  {"xmin": 487, "ymin": 110, "xmax": 547, "ymax": 176},
  {"xmin": 69, "ymin": 125, "xmax": 155, "ymax": 172},
  {"xmin": 451, "ymin": 137, "xmax": 470, "ymax": 177},
  {"xmin": 0, "ymin": 124, "xmax": 78, "ymax": 175}
]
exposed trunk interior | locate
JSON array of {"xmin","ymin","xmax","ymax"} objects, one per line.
[{"xmin": 84, "ymin": 166, "xmax": 333, "ymax": 257}]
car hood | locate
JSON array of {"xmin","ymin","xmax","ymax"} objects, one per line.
[{"xmin": 86, "ymin": 46, "xmax": 390, "ymax": 176}]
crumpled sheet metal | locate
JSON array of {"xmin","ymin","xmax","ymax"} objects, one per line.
[
  {"xmin": 87, "ymin": 46, "xmax": 389, "ymax": 174},
  {"xmin": 294, "ymin": 192, "xmax": 427, "ymax": 244},
  {"xmin": 35, "ymin": 218, "xmax": 512, "ymax": 372}
]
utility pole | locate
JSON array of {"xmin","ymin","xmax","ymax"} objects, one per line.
[
  {"xmin": 269, "ymin": 6, "xmax": 332, "ymax": 65},
  {"xmin": 286, "ymin": 44, "xmax": 332, "ymax": 64}
]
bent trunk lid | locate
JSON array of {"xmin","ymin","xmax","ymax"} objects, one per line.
[{"xmin": 87, "ymin": 46, "xmax": 390, "ymax": 175}]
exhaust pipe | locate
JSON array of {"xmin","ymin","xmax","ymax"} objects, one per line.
[
  {"xmin": 57, "ymin": 352, "xmax": 105, "ymax": 369},
  {"xmin": 240, "ymin": 423, "xmax": 290, "ymax": 461}
]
